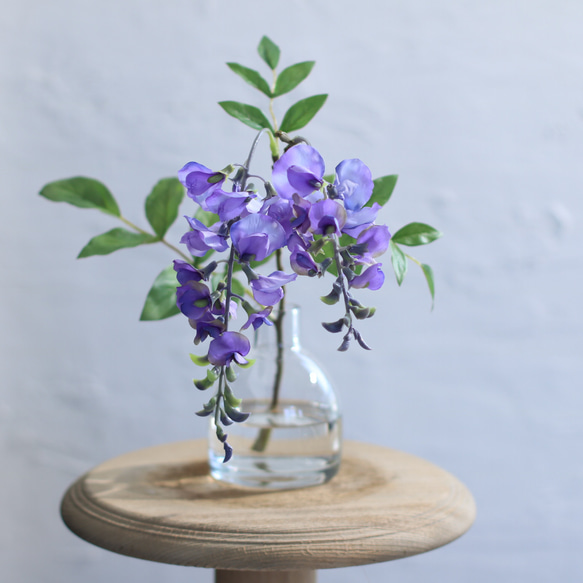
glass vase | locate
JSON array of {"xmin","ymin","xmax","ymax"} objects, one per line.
[{"xmin": 208, "ymin": 305, "xmax": 342, "ymax": 489}]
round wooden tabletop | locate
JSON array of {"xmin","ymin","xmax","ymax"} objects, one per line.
[{"xmin": 61, "ymin": 440, "xmax": 475, "ymax": 571}]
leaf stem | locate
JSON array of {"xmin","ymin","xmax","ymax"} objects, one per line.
[{"xmin": 119, "ymin": 215, "xmax": 191, "ymax": 262}]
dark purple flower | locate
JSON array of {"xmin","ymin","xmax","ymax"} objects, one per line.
[
  {"xmin": 250, "ymin": 271, "xmax": 297, "ymax": 306},
  {"xmin": 178, "ymin": 162, "xmax": 225, "ymax": 205},
  {"xmin": 173, "ymin": 259, "xmax": 204, "ymax": 284},
  {"xmin": 241, "ymin": 307, "xmax": 273, "ymax": 331},
  {"xmin": 349, "ymin": 263, "xmax": 385, "ymax": 291},
  {"xmin": 176, "ymin": 280, "xmax": 212, "ymax": 319},
  {"xmin": 355, "ymin": 225, "xmax": 391, "ymax": 261},
  {"xmin": 290, "ymin": 249, "xmax": 319, "ymax": 276},
  {"xmin": 333, "ymin": 159, "xmax": 373, "ymax": 211},
  {"xmin": 308, "ymin": 199, "xmax": 347, "ymax": 236},
  {"xmin": 208, "ymin": 332, "xmax": 251, "ymax": 366},
  {"xmin": 230, "ymin": 214, "xmax": 286, "ymax": 262},
  {"xmin": 189, "ymin": 314, "xmax": 226, "ymax": 344},
  {"xmin": 180, "ymin": 216, "xmax": 229, "ymax": 257},
  {"xmin": 272, "ymin": 144, "xmax": 325, "ymax": 200}
]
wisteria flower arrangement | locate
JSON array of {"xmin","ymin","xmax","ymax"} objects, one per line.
[{"xmin": 40, "ymin": 37, "xmax": 442, "ymax": 463}]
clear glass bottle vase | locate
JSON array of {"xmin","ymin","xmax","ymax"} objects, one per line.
[{"xmin": 208, "ymin": 305, "xmax": 342, "ymax": 489}]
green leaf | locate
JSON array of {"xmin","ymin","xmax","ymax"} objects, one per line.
[
  {"xmin": 280, "ymin": 94, "xmax": 328, "ymax": 133},
  {"xmin": 257, "ymin": 36, "xmax": 280, "ymax": 70},
  {"xmin": 273, "ymin": 61, "xmax": 315, "ymax": 97},
  {"xmin": 145, "ymin": 177, "xmax": 184, "ymax": 239},
  {"xmin": 78, "ymin": 228, "xmax": 156, "ymax": 258},
  {"xmin": 40, "ymin": 177, "xmax": 120, "ymax": 217},
  {"xmin": 389, "ymin": 240, "xmax": 407, "ymax": 285},
  {"xmin": 230, "ymin": 276, "xmax": 246, "ymax": 298},
  {"xmin": 140, "ymin": 264, "xmax": 180, "ymax": 321},
  {"xmin": 218, "ymin": 101, "xmax": 273, "ymax": 131},
  {"xmin": 392, "ymin": 222, "xmax": 443, "ymax": 246},
  {"xmin": 421, "ymin": 263, "xmax": 435, "ymax": 308},
  {"xmin": 226, "ymin": 63, "xmax": 272, "ymax": 97},
  {"xmin": 194, "ymin": 207, "xmax": 219, "ymax": 227},
  {"xmin": 366, "ymin": 175, "xmax": 398, "ymax": 208},
  {"xmin": 323, "ymin": 174, "xmax": 335, "ymax": 183}
]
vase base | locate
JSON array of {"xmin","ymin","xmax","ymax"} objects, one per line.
[{"xmin": 209, "ymin": 452, "xmax": 341, "ymax": 490}]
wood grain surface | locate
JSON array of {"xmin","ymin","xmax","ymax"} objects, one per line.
[{"xmin": 60, "ymin": 440, "xmax": 475, "ymax": 571}]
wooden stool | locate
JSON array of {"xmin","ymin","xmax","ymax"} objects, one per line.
[{"xmin": 61, "ymin": 440, "xmax": 475, "ymax": 582}]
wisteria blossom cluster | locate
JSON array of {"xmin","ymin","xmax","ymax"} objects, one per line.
[
  {"xmin": 39, "ymin": 36, "xmax": 441, "ymax": 463},
  {"xmin": 173, "ymin": 137, "xmax": 392, "ymax": 460}
]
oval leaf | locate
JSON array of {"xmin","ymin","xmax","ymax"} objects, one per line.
[
  {"xmin": 366, "ymin": 175, "xmax": 398, "ymax": 208},
  {"xmin": 140, "ymin": 264, "xmax": 181, "ymax": 321},
  {"xmin": 273, "ymin": 61, "xmax": 315, "ymax": 97},
  {"xmin": 280, "ymin": 94, "xmax": 328, "ymax": 133},
  {"xmin": 78, "ymin": 228, "xmax": 156, "ymax": 258},
  {"xmin": 389, "ymin": 240, "xmax": 407, "ymax": 285},
  {"xmin": 40, "ymin": 177, "xmax": 120, "ymax": 217},
  {"xmin": 257, "ymin": 36, "xmax": 280, "ymax": 70},
  {"xmin": 227, "ymin": 63, "xmax": 272, "ymax": 97},
  {"xmin": 392, "ymin": 223, "xmax": 443, "ymax": 246},
  {"xmin": 218, "ymin": 101, "xmax": 273, "ymax": 131},
  {"xmin": 145, "ymin": 177, "xmax": 184, "ymax": 239},
  {"xmin": 421, "ymin": 263, "xmax": 436, "ymax": 308}
]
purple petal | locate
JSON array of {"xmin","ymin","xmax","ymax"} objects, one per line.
[
  {"xmin": 308, "ymin": 199, "xmax": 347, "ymax": 235},
  {"xmin": 349, "ymin": 263, "xmax": 385, "ymax": 291},
  {"xmin": 272, "ymin": 144, "xmax": 325, "ymax": 199},
  {"xmin": 173, "ymin": 260, "xmax": 204, "ymax": 284},
  {"xmin": 208, "ymin": 332, "xmax": 251, "ymax": 366},
  {"xmin": 342, "ymin": 203, "xmax": 380, "ymax": 238},
  {"xmin": 356, "ymin": 225, "xmax": 391, "ymax": 259},
  {"xmin": 334, "ymin": 159, "xmax": 373, "ymax": 211},
  {"xmin": 231, "ymin": 214, "xmax": 286, "ymax": 262}
]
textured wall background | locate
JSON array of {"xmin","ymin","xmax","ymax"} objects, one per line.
[{"xmin": 1, "ymin": 1, "xmax": 582, "ymax": 581}]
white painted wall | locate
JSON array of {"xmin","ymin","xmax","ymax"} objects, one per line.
[{"xmin": 2, "ymin": 1, "xmax": 582, "ymax": 581}]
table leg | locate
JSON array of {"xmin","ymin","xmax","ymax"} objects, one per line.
[{"xmin": 215, "ymin": 569, "xmax": 317, "ymax": 583}]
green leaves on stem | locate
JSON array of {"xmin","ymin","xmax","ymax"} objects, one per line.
[
  {"xmin": 78, "ymin": 228, "xmax": 157, "ymax": 258},
  {"xmin": 40, "ymin": 177, "xmax": 120, "ymax": 216},
  {"xmin": 389, "ymin": 223, "xmax": 442, "ymax": 307},
  {"xmin": 140, "ymin": 265, "xmax": 180, "ymax": 321},
  {"xmin": 222, "ymin": 36, "xmax": 325, "ymax": 137}
]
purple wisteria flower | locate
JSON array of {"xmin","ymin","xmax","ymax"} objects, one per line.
[
  {"xmin": 332, "ymin": 159, "xmax": 380, "ymax": 237},
  {"xmin": 272, "ymin": 144, "xmax": 325, "ymax": 200},
  {"xmin": 230, "ymin": 214, "xmax": 286, "ymax": 262},
  {"xmin": 189, "ymin": 314, "xmax": 226, "ymax": 344},
  {"xmin": 180, "ymin": 216, "xmax": 229, "ymax": 257},
  {"xmin": 176, "ymin": 280, "xmax": 212, "ymax": 319},
  {"xmin": 349, "ymin": 263, "xmax": 385, "ymax": 291},
  {"xmin": 208, "ymin": 332, "xmax": 251, "ymax": 366},
  {"xmin": 204, "ymin": 189, "xmax": 256, "ymax": 222},
  {"xmin": 178, "ymin": 161, "xmax": 225, "ymax": 205},
  {"xmin": 173, "ymin": 259, "xmax": 204, "ymax": 284},
  {"xmin": 241, "ymin": 307, "xmax": 273, "ymax": 331},
  {"xmin": 250, "ymin": 271, "xmax": 297, "ymax": 306},
  {"xmin": 308, "ymin": 199, "xmax": 347, "ymax": 236},
  {"xmin": 355, "ymin": 225, "xmax": 391, "ymax": 263},
  {"xmin": 290, "ymin": 248, "xmax": 319, "ymax": 276}
]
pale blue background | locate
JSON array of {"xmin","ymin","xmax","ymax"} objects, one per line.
[{"xmin": 1, "ymin": 1, "xmax": 582, "ymax": 581}]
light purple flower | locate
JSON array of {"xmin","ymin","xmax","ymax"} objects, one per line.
[
  {"xmin": 204, "ymin": 189, "xmax": 256, "ymax": 222},
  {"xmin": 230, "ymin": 214, "xmax": 286, "ymax": 262},
  {"xmin": 349, "ymin": 263, "xmax": 385, "ymax": 291},
  {"xmin": 241, "ymin": 307, "xmax": 273, "ymax": 331},
  {"xmin": 250, "ymin": 271, "xmax": 297, "ymax": 306},
  {"xmin": 342, "ymin": 203, "xmax": 381, "ymax": 238},
  {"xmin": 272, "ymin": 144, "xmax": 325, "ymax": 199},
  {"xmin": 355, "ymin": 225, "xmax": 391, "ymax": 262},
  {"xmin": 178, "ymin": 162, "xmax": 225, "ymax": 205},
  {"xmin": 180, "ymin": 216, "xmax": 229, "ymax": 257},
  {"xmin": 208, "ymin": 332, "xmax": 251, "ymax": 366},
  {"xmin": 308, "ymin": 199, "xmax": 347, "ymax": 236},
  {"xmin": 290, "ymin": 249, "xmax": 319, "ymax": 276},
  {"xmin": 333, "ymin": 159, "xmax": 373, "ymax": 211}
]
